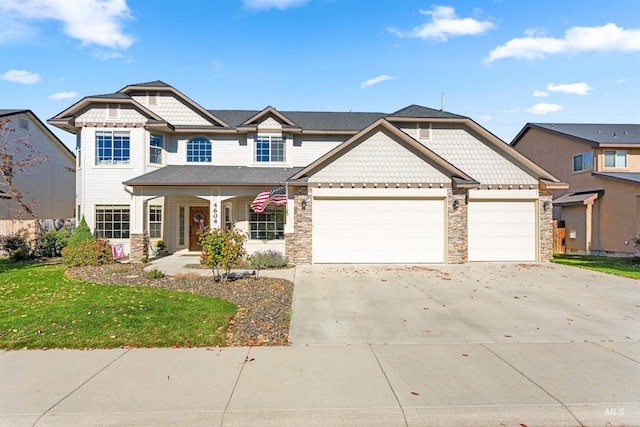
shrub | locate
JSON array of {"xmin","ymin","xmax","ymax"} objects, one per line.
[
  {"xmin": 199, "ymin": 226, "xmax": 247, "ymax": 281},
  {"xmin": 68, "ymin": 216, "xmax": 93, "ymax": 246},
  {"xmin": 62, "ymin": 237, "xmax": 113, "ymax": 267},
  {"xmin": 35, "ymin": 227, "xmax": 71, "ymax": 258},
  {"xmin": 0, "ymin": 230, "xmax": 33, "ymax": 261},
  {"xmin": 250, "ymin": 250, "xmax": 288, "ymax": 277},
  {"xmin": 145, "ymin": 268, "xmax": 165, "ymax": 279}
]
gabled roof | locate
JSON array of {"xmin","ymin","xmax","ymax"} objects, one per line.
[
  {"xmin": 511, "ymin": 123, "xmax": 640, "ymax": 147},
  {"xmin": 388, "ymin": 104, "xmax": 466, "ymax": 119},
  {"xmin": 290, "ymin": 118, "xmax": 473, "ymax": 183},
  {"xmin": 123, "ymin": 165, "xmax": 303, "ymax": 186},
  {"xmin": 0, "ymin": 109, "xmax": 75, "ymax": 160},
  {"xmin": 554, "ymin": 190, "xmax": 604, "ymax": 206},
  {"xmin": 240, "ymin": 106, "xmax": 298, "ymax": 128}
]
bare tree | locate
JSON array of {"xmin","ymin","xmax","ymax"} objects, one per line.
[{"xmin": 0, "ymin": 117, "xmax": 50, "ymax": 219}]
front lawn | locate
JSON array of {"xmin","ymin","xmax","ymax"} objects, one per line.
[
  {"xmin": 0, "ymin": 260, "xmax": 237, "ymax": 349},
  {"xmin": 551, "ymin": 254, "xmax": 640, "ymax": 279}
]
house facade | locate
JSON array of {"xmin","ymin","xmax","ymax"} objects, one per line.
[
  {"xmin": 0, "ymin": 109, "xmax": 76, "ymax": 219},
  {"xmin": 49, "ymin": 81, "xmax": 565, "ymax": 264},
  {"xmin": 511, "ymin": 123, "xmax": 640, "ymax": 256}
]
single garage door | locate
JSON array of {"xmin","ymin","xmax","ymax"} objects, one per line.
[
  {"xmin": 312, "ymin": 197, "xmax": 445, "ymax": 263},
  {"xmin": 468, "ymin": 200, "xmax": 536, "ymax": 261}
]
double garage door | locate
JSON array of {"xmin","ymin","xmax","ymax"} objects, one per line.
[
  {"xmin": 312, "ymin": 194, "xmax": 537, "ymax": 263},
  {"xmin": 312, "ymin": 196, "xmax": 446, "ymax": 263}
]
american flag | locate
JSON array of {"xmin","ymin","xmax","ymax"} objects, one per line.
[{"xmin": 250, "ymin": 186, "xmax": 287, "ymax": 213}]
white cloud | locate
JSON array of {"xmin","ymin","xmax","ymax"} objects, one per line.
[
  {"xmin": 526, "ymin": 103, "xmax": 563, "ymax": 114},
  {"xmin": 243, "ymin": 0, "xmax": 308, "ymax": 10},
  {"xmin": 0, "ymin": 69, "xmax": 41, "ymax": 84},
  {"xmin": 523, "ymin": 27, "xmax": 547, "ymax": 37},
  {"xmin": 502, "ymin": 108, "xmax": 520, "ymax": 114},
  {"xmin": 616, "ymin": 77, "xmax": 627, "ymax": 83},
  {"xmin": 547, "ymin": 82, "xmax": 592, "ymax": 95},
  {"xmin": 0, "ymin": 0, "xmax": 134, "ymax": 48},
  {"xmin": 48, "ymin": 91, "xmax": 78, "ymax": 100},
  {"xmin": 388, "ymin": 5, "xmax": 494, "ymax": 41},
  {"xmin": 532, "ymin": 90, "xmax": 548, "ymax": 97},
  {"xmin": 478, "ymin": 115, "xmax": 492, "ymax": 120},
  {"xmin": 93, "ymin": 50, "xmax": 125, "ymax": 60},
  {"xmin": 486, "ymin": 23, "xmax": 640, "ymax": 62},
  {"xmin": 360, "ymin": 75, "xmax": 395, "ymax": 88}
]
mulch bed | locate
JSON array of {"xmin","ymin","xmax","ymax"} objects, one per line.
[{"xmin": 66, "ymin": 263, "xmax": 294, "ymax": 347}]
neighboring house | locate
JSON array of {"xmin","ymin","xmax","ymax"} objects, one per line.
[
  {"xmin": 511, "ymin": 123, "xmax": 640, "ymax": 256},
  {"xmin": 48, "ymin": 80, "xmax": 566, "ymax": 264},
  {"xmin": 0, "ymin": 109, "xmax": 76, "ymax": 219}
]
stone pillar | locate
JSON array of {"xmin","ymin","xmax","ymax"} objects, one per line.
[
  {"xmin": 539, "ymin": 189, "xmax": 554, "ymax": 261},
  {"xmin": 447, "ymin": 188, "xmax": 468, "ymax": 263},
  {"xmin": 285, "ymin": 187, "xmax": 312, "ymax": 264},
  {"xmin": 130, "ymin": 233, "xmax": 149, "ymax": 263}
]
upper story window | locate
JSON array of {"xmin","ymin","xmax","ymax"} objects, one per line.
[
  {"xmin": 76, "ymin": 135, "xmax": 82, "ymax": 168},
  {"xmin": 18, "ymin": 117, "xmax": 29, "ymax": 131},
  {"xmin": 96, "ymin": 131, "xmax": 130, "ymax": 166},
  {"xmin": 604, "ymin": 150, "xmax": 627, "ymax": 168},
  {"xmin": 255, "ymin": 135, "xmax": 285, "ymax": 162},
  {"xmin": 186, "ymin": 137, "xmax": 211, "ymax": 163},
  {"xmin": 150, "ymin": 134, "xmax": 163, "ymax": 164},
  {"xmin": 572, "ymin": 151, "xmax": 592, "ymax": 172}
]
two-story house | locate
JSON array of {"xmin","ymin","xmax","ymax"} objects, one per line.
[
  {"xmin": 48, "ymin": 80, "xmax": 566, "ymax": 264},
  {"xmin": 511, "ymin": 123, "xmax": 640, "ymax": 256},
  {"xmin": 0, "ymin": 109, "xmax": 76, "ymax": 220}
]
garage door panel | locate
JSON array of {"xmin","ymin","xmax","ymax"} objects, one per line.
[
  {"xmin": 468, "ymin": 200, "xmax": 536, "ymax": 262},
  {"xmin": 313, "ymin": 198, "xmax": 445, "ymax": 263}
]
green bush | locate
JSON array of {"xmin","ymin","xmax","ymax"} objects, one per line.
[
  {"xmin": 250, "ymin": 250, "xmax": 288, "ymax": 271},
  {"xmin": 145, "ymin": 268, "xmax": 165, "ymax": 279},
  {"xmin": 0, "ymin": 231, "xmax": 33, "ymax": 261},
  {"xmin": 68, "ymin": 216, "xmax": 93, "ymax": 245},
  {"xmin": 199, "ymin": 226, "xmax": 247, "ymax": 281},
  {"xmin": 61, "ymin": 237, "xmax": 113, "ymax": 267},
  {"xmin": 35, "ymin": 228, "xmax": 71, "ymax": 258}
]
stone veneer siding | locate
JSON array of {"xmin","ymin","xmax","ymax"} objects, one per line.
[
  {"xmin": 539, "ymin": 189, "xmax": 553, "ymax": 262},
  {"xmin": 447, "ymin": 188, "xmax": 468, "ymax": 263},
  {"xmin": 130, "ymin": 233, "xmax": 149, "ymax": 263},
  {"xmin": 285, "ymin": 187, "xmax": 312, "ymax": 264}
]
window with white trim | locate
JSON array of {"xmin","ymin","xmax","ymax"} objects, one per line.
[
  {"xmin": 249, "ymin": 205, "xmax": 285, "ymax": 240},
  {"xmin": 95, "ymin": 205, "xmax": 130, "ymax": 239},
  {"xmin": 149, "ymin": 205, "xmax": 162, "ymax": 239},
  {"xmin": 186, "ymin": 137, "xmax": 211, "ymax": 162},
  {"xmin": 604, "ymin": 150, "xmax": 627, "ymax": 168},
  {"xmin": 254, "ymin": 135, "xmax": 285, "ymax": 162},
  {"xmin": 572, "ymin": 151, "xmax": 592, "ymax": 172},
  {"xmin": 223, "ymin": 202, "xmax": 233, "ymax": 230},
  {"xmin": 150, "ymin": 134, "xmax": 163, "ymax": 164},
  {"xmin": 95, "ymin": 131, "xmax": 130, "ymax": 165}
]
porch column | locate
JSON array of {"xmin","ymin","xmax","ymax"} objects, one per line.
[{"xmin": 129, "ymin": 188, "xmax": 148, "ymax": 263}]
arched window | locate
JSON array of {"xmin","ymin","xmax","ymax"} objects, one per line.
[{"xmin": 186, "ymin": 137, "xmax": 211, "ymax": 163}]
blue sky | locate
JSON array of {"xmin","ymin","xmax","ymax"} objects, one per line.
[{"xmin": 1, "ymin": 0, "xmax": 638, "ymax": 150}]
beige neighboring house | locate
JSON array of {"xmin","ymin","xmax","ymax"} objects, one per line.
[
  {"xmin": 48, "ymin": 80, "xmax": 566, "ymax": 264},
  {"xmin": 0, "ymin": 109, "xmax": 76, "ymax": 219},
  {"xmin": 511, "ymin": 123, "xmax": 640, "ymax": 256}
]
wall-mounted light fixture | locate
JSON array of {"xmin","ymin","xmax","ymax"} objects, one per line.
[
  {"xmin": 301, "ymin": 199, "xmax": 307, "ymax": 210},
  {"xmin": 543, "ymin": 200, "xmax": 551, "ymax": 211},
  {"xmin": 453, "ymin": 199, "xmax": 460, "ymax": 210}
]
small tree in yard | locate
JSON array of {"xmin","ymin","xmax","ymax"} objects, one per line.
[
  {"xmin": 61, "ymin": 216, "xmax": 113, "ymax": 267},
  {"xmin": 199, "ymin": 226, "xmax": 247, "ymax": 282},
  {"xmin": 0, "ymin": 117, "xmax": 50, "ymax": 219}
]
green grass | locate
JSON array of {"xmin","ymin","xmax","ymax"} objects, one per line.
[
  {"xmin": 0, "ymin": 260, "xmax": 237, "ymax": 349},
  {"xmin": 551, "ymin": 254, "xmax": 640, "ymax": 279}
]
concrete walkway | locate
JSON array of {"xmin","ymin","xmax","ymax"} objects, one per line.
[{"xmin": 1, "ymin": 260, "xmax": 638, "ymax": 426}]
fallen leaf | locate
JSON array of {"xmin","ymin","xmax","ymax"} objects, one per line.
[
  {"xmin": 462, "ymin": 353, "xmax": 469, "ymax": 357},
  {"xmin": 411, "ymin": 391, "xmax": 420, "ymax": 396}
]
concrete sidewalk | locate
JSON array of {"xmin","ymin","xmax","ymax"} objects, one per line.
[
  {"xmin": 144, "ymin": 250, "xmax": 296, "ymax": 282},
  {"xmin": 2, "ymin": 342, "xmax": 639, "ymax": 426}
]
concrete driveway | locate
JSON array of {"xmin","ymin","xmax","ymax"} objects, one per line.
[{"xmin": 289, "ymin": 263, "xmax": 640, "ymax": 345}]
